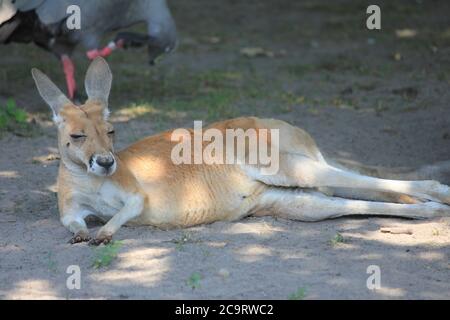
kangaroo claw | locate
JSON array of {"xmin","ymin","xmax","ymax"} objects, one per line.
[{"xmin": 69, "ymin": 232, "xmax": 91, "ymax": 244}]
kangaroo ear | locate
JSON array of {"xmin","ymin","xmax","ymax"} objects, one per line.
[
  {"xmin": 31, "ymin": 68, "xmax": 71, "ymax": 123},
  {"xmin": 84, "ymin": 57, "xmax": 112, "ymax": 107}
]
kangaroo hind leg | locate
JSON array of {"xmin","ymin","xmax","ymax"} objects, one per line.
[
  {"xmin": 253, "ymin": 188, "xmax": 450, "ymax": 221},
  {"xmin": 256, "ymin": 154, "xmax": 450, "ymax": 205}
]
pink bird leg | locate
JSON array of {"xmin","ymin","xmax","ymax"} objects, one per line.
[
  {"xmin": 86, "ymin": 40, "xmax": 124, "ymax": 60},
  {"xmin": 61, "ymin": 55, "xmax": 76, "ymax": 99}
]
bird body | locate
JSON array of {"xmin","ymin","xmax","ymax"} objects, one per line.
[{"xmin": 0, "ymin": 0, "xmax": 177, "ymax": 99}]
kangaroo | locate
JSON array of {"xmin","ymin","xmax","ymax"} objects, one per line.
[{"xmin": 31, "ymin": 57, "xmax": 450, "ymax": 245}]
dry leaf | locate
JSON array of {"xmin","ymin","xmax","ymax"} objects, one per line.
[
  {"xmin": 218, "ymin": 268, "xmax": 230, "ymax": 278},
  {"xmin": 440, "ymin": 28, "xmax": 450, "ymax": 38},
  {"xmin": 392, "ymin": 87, "xmax": 418, "ymax": 100},
  {"xmin": 205, "ymin": 36, "xmax": 221, "ymax": 44},
  {"xmin": 380, "ymin": 227, "xmax": 413, "ymax": 235},
  {"xmin": 278, "ymin": 49, "xmax": 287, "ymax": 57},
  {"xmin": 265, "ymin": 50, "xmax": 275, "ymax": 58},
  {"xmin": 395, "ymin": 29, "xmax": 417, "ymax": 38},
  {"xmin": 393, "ymin": 52, "xmax": 402, "ymax": 61},
  {"xmin": 240, "ymin": 47, "xmax": 271, "ymax": 58}
]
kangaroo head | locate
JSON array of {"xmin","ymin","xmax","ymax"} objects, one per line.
[{"xmin": 32, "ymin": 57, "xmax": 117, "ymax": 177}]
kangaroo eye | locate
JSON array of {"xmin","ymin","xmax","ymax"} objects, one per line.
[
  {"xmin": 70, "ymin": 134, "xmax": 86, "ymax": 140},
  {"xmin": 107, "ymin": 130, "xmax": 115, "ymax": 135}
]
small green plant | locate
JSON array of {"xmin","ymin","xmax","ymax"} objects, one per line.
[
  {"xmin": 200, "ymin": 246, "xmax": 212, "ymax": 259},
  {"xmin": 288, "ymin": 287, "xmax": 307, "ymax": 300},
  {"xmin": 330, "ymin": 232, "xmax": 345, "ymax": 246},
  {"xmin": 44, "ymin": 251, "xmax": 58, "ymax": 273},
  {"xmin": 0, "ymin": 98, "xmax": 27, "ymax": 124},
  {"xmin": 186, "ymin": 272, "xmax": 202, "ymax": 289},
  {"xmin": 92, "ymin": 240, "xmax": 123, "ymax": 269},
  {"xmin": 0, "ymin": 98, "xmax": 31, "ymax": 135},
  {"xmin": 170, "ymin": 231, "xmax": 201, "ymax": 251}
]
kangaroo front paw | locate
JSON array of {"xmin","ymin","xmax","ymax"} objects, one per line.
[
  {"xmin": 89, "ymin": 231, "xmax": 113, "ymax": 246},
  {"xmin": 69, "ymin": 231, "xmax": 91, "ymax": 244}
]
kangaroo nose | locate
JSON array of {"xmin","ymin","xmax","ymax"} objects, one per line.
[{"xmin": 96, "ymin": 156, "xmax": 114, "ymax": 169}]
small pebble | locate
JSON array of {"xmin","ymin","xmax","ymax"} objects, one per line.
[
  {"xmin": 367, "ymin": 38, "xmax": 376, "ymax": 45},
  {"xmin": 218, "ymin": 268, "xmax": 230, "ymax": 278}
]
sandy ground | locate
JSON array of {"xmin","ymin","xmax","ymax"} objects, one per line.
[{"xmin": 1, "ymin": 0, "xmax": 450, "ymax": 299}]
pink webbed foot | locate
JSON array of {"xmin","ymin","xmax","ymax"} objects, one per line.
[{"xmin": 86, "ymin": 40, "xmax": 124, "ymax": 60}]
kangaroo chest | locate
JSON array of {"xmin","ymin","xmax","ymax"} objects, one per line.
[{"xmin": 72, "ymin": 178, "xmax": 126, "ymax": 219}]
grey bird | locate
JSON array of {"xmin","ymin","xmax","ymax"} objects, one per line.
[{"xmin": 0, "ymin": 0, "xmax": 177, "ymax": 100}]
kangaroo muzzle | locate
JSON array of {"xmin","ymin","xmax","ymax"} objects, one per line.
[{"xmin": 88, "ymin": 153, "xmax": 116, "ymax": 176}]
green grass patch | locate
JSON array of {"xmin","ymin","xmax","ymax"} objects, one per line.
[
  {"xmin": 170, "ymin": 231, "xmax": 202, "ymax": 251},
  {"xmin": 43, "ymin": 251, "xmax": 58, "ymax": 273},
  {"xmin": 284, "ymin": 64, "xmax": 315, "ymax": 78},
  {"xmin": 329, "ymin": 233, "xmax": 346, "ymax": 246},
  {"xmin": 288, "ymin": 287, "xmax": 307, "ymax": 300},
  {"xmin": 186, "ymin": 272, "xmax": 202, "ymax": 289},
  {"xmin": 0, "ymin": 98, "xmax": 35, "ymax": 136},
  {"xmin": 111, "ymin": 67, "xmax": 275, "ymax": 124},
  {"xmin": 92, "ymin": 240, "xmax": 123, "ymax": 269}
]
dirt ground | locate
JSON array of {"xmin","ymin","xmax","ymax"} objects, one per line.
[{"xmin": 1, "ymin": 0, "xmax": 450, "ymax": 299}]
